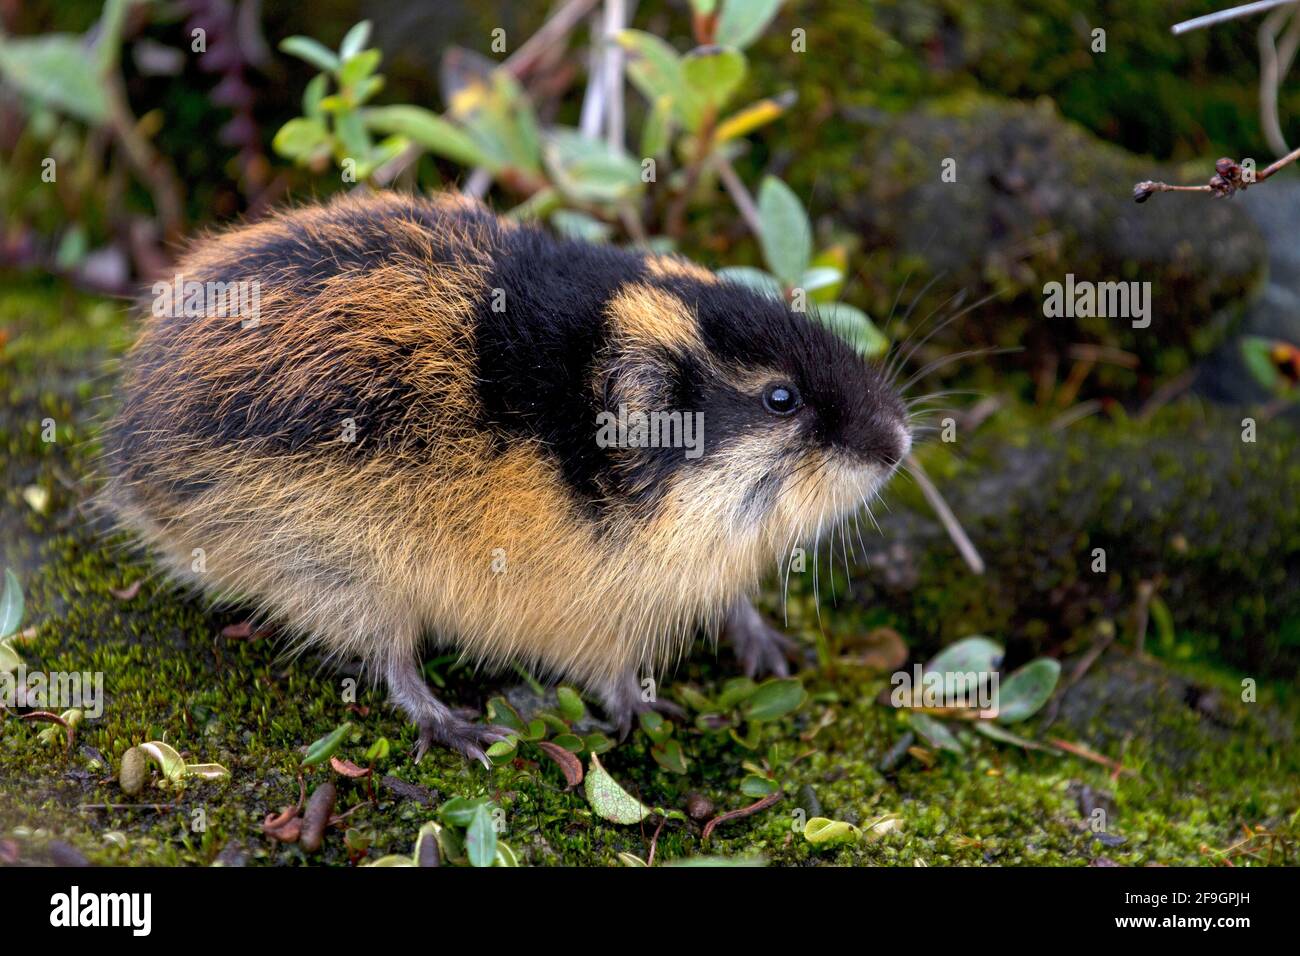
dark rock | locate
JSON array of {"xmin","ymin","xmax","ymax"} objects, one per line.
[
  {"xmin": 846, "ymin": 404, "xmax": 1300, "ymax": 676},
  {"xmin": 47, "ymin": 841, "xmax": 89, "ymax": 867},
  {"xmin": 833, "ymin": 97, "xmax": 1267, "ymax": 395},
  {"xmin": 684, "ymin": 792, "xmax": 714, "ymax": 821},
  {"xmin": 381, "ymin": 774, "xmax": 439, "ymax": 807}
]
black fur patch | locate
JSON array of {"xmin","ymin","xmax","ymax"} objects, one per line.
[{"xmin": 469, "ymin": 223, "xmax": 652, "ymax": 506}]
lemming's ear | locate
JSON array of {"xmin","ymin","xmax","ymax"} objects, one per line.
[
  {"xmin": 598, "ymin": 282, "xmax": 699, "ymax": 417},
  {"xmin": 595, "ymin": 345, "xmax": 676, "ymax": 418}
]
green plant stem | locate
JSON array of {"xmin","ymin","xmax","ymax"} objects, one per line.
[{"xmin": 103, "ymin": 73, "xmax": 185, "ymax": 244}]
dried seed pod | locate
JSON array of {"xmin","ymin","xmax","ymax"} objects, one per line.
[
  {"xmin": 299, "ymin": 782, "xmax": 337, "ymax": 853},
  {"xmin": 119, "ymin": 746, "xmax": 148, "ymax": 796}
]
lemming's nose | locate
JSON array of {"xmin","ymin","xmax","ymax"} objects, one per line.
[{"xmin": 890, "ymin": 420, "xmax": 912, "ymax": 466}]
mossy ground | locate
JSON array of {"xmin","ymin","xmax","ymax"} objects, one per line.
[{"xmin": 1, "ymin": 278, "xmax": 1296, "ymax": 867}]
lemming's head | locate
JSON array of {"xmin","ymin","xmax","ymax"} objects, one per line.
[{"xmin": 593, "ymin": 264, "xmax": 910, "ymax": 544}]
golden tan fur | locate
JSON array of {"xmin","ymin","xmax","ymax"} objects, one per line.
[{"xmin": 104, "ymin": 191, "xmax": 907, "ymax": 758}]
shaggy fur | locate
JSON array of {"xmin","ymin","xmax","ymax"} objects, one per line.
[{"xmin": 101, "ymin": 191, "xmax": 910, "ymax": 762}]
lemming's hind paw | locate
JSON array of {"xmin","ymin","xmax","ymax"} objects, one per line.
[
  {"xmin": 724, "ymin": 598, "xmax": 798, "ymax": 678},
  {"xmin": 415, "ymin": 719, "xmax": 516, "ymax": 768}
]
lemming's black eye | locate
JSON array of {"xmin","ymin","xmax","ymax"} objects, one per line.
[{"xmin": 762, "ymin": 383, "xmax": 801, "ymax": 416}]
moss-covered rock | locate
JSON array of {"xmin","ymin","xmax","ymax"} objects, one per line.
[
  {"xmin": 818, "ymin": 97, "xmax": 1264, "ymax": 396},
  {"xmin": 847, "ymin": 402, "xmax": 1300, "ymax": 677}
]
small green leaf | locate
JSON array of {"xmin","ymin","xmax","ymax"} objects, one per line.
[
  {"xmin": 301, "ymin": 722, "xmax": 352, "ymax": 767},
  {"xmin": 485, "ymin": 697, "xmax": 526, "ymax": 732},
  {"xmin": 803, "ymin": 817, "xmax": 860, "ymax": 845},
  {"xmin": 550, "ymin": 209, "xmax": 613, "ymax": 243},
  {"xmin": 0, "ymin": 641, "xmax": 21, "ymax": 673},
  {"xmin": 908, "ymin": 712, "xmax": 964, "ymax": 754},
  {"xmin": 279, "ymin": 35, "xmax": 341, "ymax": 73},
  {"xmin": 583, "ymin": 732, "xmax": 614, "ymax": 755},
  {"xmin": 439, "ymin": 796, "xmax": 483, "ymax": 828},
  {"xmin": 486, "ymin": 736, "xmax": 518, "ymax": 762},
  {"xmin": 302, "ymin": 73, "xmax": 329, "ymax": 120},
  {"xmin": 973, "ymin": 720, "xmax": 1052, "ymax": 751},
  {"xmin": 272, "ymin": 117, "xmax": 330, "ymax": 160},
  {"xmin": 585, "ymin": 753, "xmax": 653, "ymax": 824},
  {"xmin": 714, "ymin": 0, "xmax": 785, "ymax": 50},
  {"xmin": 0, "ymin": 569, "xmax": 24, "ymax": 640},
  {"xmin": 365, "ymin": 737, "xmax": 391, "ymax": 763},
  {"xmin": 664, "ymin": 854, "xmax": 767, "ymax": 867},
  {"xmin": 333, "ymin": 109, "xmax": 371, "ymax": 164},
  {"xmin": 338, "ymin": 48, "xmax": 382, "ymax": 89},
  {"xmin": 716, "ymin": 676, "xmax": 758, "ymax": 711},
  {"xmin": 741, "ymin": 677, "xmax": 805, "ymax": 722},
  {"xmin": 800, "ymin": 266, "xmax": 843, "ymax": 295},
  {"xmin": 616, "ymin": 29, "xmax": 700, "ymax": 130},
  {"xmin": 639, "ymin": 710, "xmax": 672, "ymax": 744},
  {"xmin": 556, "ymin": 685, "xmax": 585, "ymax": 722},
  {"xmin": 675, "ymin": 686, "xmax": 714, "ymax": 712},
  {"xmin": 1241, "ymin": 336, "xmax": 1298, "ymax": 396},
  {"xmin": 651, "ymin": 739, "xmax": 689, "ymax": 774},
  {"xmin": 338, "ymin": 21, "xmax": 373, "ymax": 62},
  {"xmin": 183, "ymin": 762, "xmax": 231, "ymax": 781},
  {"xmin": 540, "ymin": 712, "xmax": 571, "ymax": 736},
  {"xmin": 0, "ymin": 35, "xmax": 110, "ymax": 123},
  {"xmin": 465, "ymin": 803, "xmax": 498, "ymax": 867},
  {"xmin": 807, "ymin": 246, "xmax": 848, "ymax": 302},
  {"xmin": 681, "ymin": 45, "xmax": 746, "ymax": 111},
  {"xmin": 995, "ymin": 658, "xmax": 1061, "ymax": 724},
  {"xmin": 926, "ymin": 636, "xmax": 1003, "ymax": 678},
  {"xmin": 618, "ymin": 851, "xmax": 649, "ymax": 866},
  {"xmin": 717, "ymin": 266, "xmax": 785, "ymax": 301},
  {"xmin": 551, "ymin": 733, "xmax": 585, "ymax": 753},
  {"xmin": 757, "ymin": 176, "xmax": 812, "ymax": 287},
  {"xmin": 728, "ymin": 722, "xmax": 762, "ymax": 750},
  {"xmin": 543, "ymin": 128, "xmax": 642, "ymax": 203},
  {"xmin": 640, "ymin": 94, "xmax": 674, "ymax": 159},
  {"xmin": 740, "ymin": 774, "xmax": 779, "ymax": 797},
  {"xmin": 814, "ymin": 302, "xmax": 888, "ymax": 359}
]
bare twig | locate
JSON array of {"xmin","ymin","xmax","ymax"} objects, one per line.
[
  {"xmin": 506, "ymin": 0, "xmax": 603, "ymax": 78},
  {"xmin": 906, "ymin": 456, "xmax": 986, "ymax": 575},
  {"xmin": 1050, "ymin": 399, "xmax": 1103, "ymax": 431},
  {"xmin": 1259, "ymin": 4, "xmax": 1300, "ymax": 155},
  {"xmin": 603, "ymin": 0, "xmax": 628, "ymax": 151},
  {"xmin": 1137, "ymin": 368, "xmax": 1198, "ymax": 421},
  {"xmin": 646, "ymin": 813, "xmax": 666, "ymax": 866},
  {"xmin": 103, "ymin": 73, "xmax": 185, "ymax": 243},
  {"xmin": 717, "ymin": 157, "xmax": 765, "ymax": 238},
  {"xmin": 1172, "ymin": 0, "xmax": 1297, "ymax": 35},
  {"xmin": 701, "ymin": 790, "xmax": 782, "ymax": 842},
  {"xmin": 1140, "ymin": 1, "xmax": 1300, "ymax": 199},
  {"xmin": 1134, "ymin": 148, "xmax": 1300, "ymax": 202}
]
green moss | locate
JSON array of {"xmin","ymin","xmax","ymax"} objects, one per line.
[{"xmin": 1, "ymin": 277, "xmax": 1295, "ymax": 866}]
